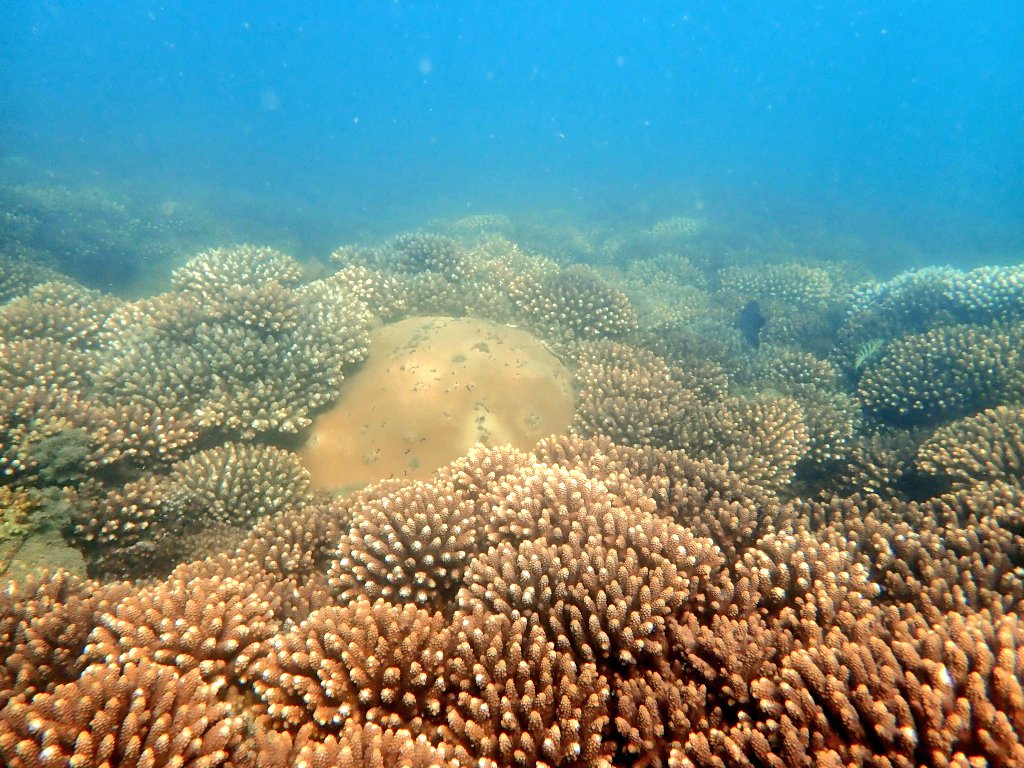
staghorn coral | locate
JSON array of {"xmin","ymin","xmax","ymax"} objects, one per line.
[
  {"xmin": 918, "ymin": 405, "xmax": 1024, "ymax": 488},
  {"xmin": 647, "ymin": 215, "xmax": 705, "ymax": 240},
  {"xmin": 250, "ymin": 720, "xmax": 474, "ymax": 768},
  {"xmin": 721, "ymin": 263, "xmax": 834, "ymax": 310},
  {"xmin": 797, "ymin": 483, "xmax": 1024, "ymax": 617},
  {"xmin": 459, "ymin": 531, "xmax": 713, "ymax": 668},
  {"xmin": 830, "ymin": 426, "xmax": 922, "ymax": 498},
  {"xmin": 377, "ymin": 232, "xmax": 470, "ymax": 279},
  {"xmin": 313, "ymin": 262, "xmax": 409, "ymax": 324},
  {"xmin": 0, "ymin": 252, "xmax": 62, "ymax": 304},
  {"xmin": 0, "ymin": 571, "xmax": 132, "ymax": 707},
  {"xmin": 86, "ymin": 562, "xmax": 277, "ymax": 688},
  {"xmin": 677, "ymin": 394, "xmax": 811, "ymax": 492},
  {"xmin": 0, "ymin": 338, "xmax": 93, "ymax": 393},
  {"xmin": 506, "ymin": 263, "xmax": 638, "ymax": 342},
  {"xmin": 0, "ymin": 179, "xmax": 227, "ymax": 290},
  {"xmin": 0, "ymin": 386, "xmax": 122, "ymax": 483},
  {"xmin": 327, "ymin": 476, "xmax": 482, "ymax": 609},
  {"xmin": 717, "ymin": 262, "xmax": 844, "ymax": 350},
  {"xmin": 100, "ymin": 247, "xmax": 370, "ymax": 438},
  {"xmin": 747, "ymin": 347, "xmax": 860, "ymax": 472},
  {"xmin": 571, "ymin": 340, "xmax": 701, "ymax": 449},
  {"xmin": 687, "ymin": 606, "xmax": 1024, "ymax": 768},
  {"xmin": 530, "ymin": 434, "xmax": 782, "ymax": 563},
  {"xmin": 839, "ymin": 264, "xmax": 1024, "ymax": 368},
  {"xmin": 171, "ymin": 244, "xmax": 305, "ymax": 296}
]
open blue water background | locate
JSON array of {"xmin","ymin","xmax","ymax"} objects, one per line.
[{"xmin": 2, "ymin": 1, "xmax": 1022, "ymax": 265}]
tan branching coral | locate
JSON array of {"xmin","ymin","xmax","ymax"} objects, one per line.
[
  {"xmin": 70, "ymin": 442, "xmax": 313, "ymax": 578},
  {"xmin": 1, "ymin": 314, "xmax": 1023, "ymax": 768},
  {"xmin": 0, "ymin": 281, "xmax": 121, "ymax": 351},
  {"xmin": 290, "ymin": 721, "xmax": 471, "ymax": 768},
  {"xmin": 378, "ymin": 232, "xmax": 471, "ymax": 278},
  {"xmin": 507, "ymin": 263, "xmax": 638, "ymax": 342},
  {"xmin": 313, "ymin": 263, "xmax": 408, "ymax": 324},
  {"xmin": 796, "ymin": 483, "xmax": 1024, "ymax": 616},
  {"xmin": 252, "ymin": 598, "xmax": 451, "ymax": 733},
  {"xmin": 748, "ymin": 347, "xmax": 859, "ymax": 469},
  {"xmin": 99, "ymin": 248, "xmax": 370, "ymax": 438},
  {"xmin": 442, "ymin": 613, "xmax": 613, "ymax": 768},
  {"xmin": 0, "ymin": 253, "xmax": 62, "ymax": 304},
  {"xmin": 721, "ymin": 263, "xmax": 834, "ymax": 309},
  {"xmin": 0, "ymin": 386, "xmax": 119, "ymax": 482},
  {"xmin": 87, "ymin": 562, "xmax": 277, "ymax": 687},
  {"xmin": 719, "ymin": 262, "xmax": 840, "ymax": 348},
  {"xmin": 687, "ymin": 607, "xmax": 1024, "ymax": 768},
  {"xmin": 858, "ymin": 322, "xmax": 1024, "ymax": 425},
  {"xmin": 918, "ymin": 405, "xmax": 1024, "ymax": 488},
  {"xmin": 572, "ymin": 340, "xmax": 700, "ymax": 448},
  {"xmin": 839, "ymin": 264, "xmax": 1024, "ymax": 367},
  {"xmin": 327, "ymin": 477, "xmax": 482, "ymax": 609},
  {"xmin": 171, "ymin": 244, "xmax": 305, "ymax": 296},
  {"xmin": 0, "ymin": 657, "xmax": 242, "ymax": 768},
  {"xmin": 0, "ymin": 338, "xmax": 93, "ymax": 393},
  {"xmin": 678, "ymin": 394, "xmax": 811, "ymax": 491},
  {"xmin": 831, "ymin": 427, "xmax": 921, "ymax": 498},
  {"xmin": 0, "ymin": 571, "xmax": 130, "ymax": 708},
  {"xmin": 459, "ymin": 533, "xmax": 705, "ymax": 667}
]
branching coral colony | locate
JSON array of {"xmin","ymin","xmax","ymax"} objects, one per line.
[{"xmin": 1, "ymin": 234, "xmax": 1023, "ymax": 767}]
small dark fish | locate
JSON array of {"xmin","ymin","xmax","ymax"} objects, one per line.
[{"xmin": 737, "ymin": 300, "xmax": 766, "ymax": 348}]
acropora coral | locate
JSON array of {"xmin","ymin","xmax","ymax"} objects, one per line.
[{"xmin": 0, "ymin": 229, "xmax": 1022, "ymax": 767}]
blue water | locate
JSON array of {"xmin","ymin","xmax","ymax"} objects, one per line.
[{"xmin": 3, "ymin": 1, "xmax": 1022, "ymax": 260}]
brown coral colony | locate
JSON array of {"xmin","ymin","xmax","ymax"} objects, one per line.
[{"xmin": 1, "ymin": 237, "xmax": 1023, "ymax": 768}]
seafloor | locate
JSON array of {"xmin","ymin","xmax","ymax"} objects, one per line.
[{"xmin": 1, "ymin": 184, "xmax": 1023, "ymax": 767}]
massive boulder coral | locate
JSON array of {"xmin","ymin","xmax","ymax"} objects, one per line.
[{"xmin": 299, "ymin": 316, "xmax": 575, "ymax": 489}]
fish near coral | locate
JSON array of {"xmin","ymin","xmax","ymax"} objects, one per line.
[{"xmin": 737, "ymin": 300, "xmax": 766, "ymax": 348}]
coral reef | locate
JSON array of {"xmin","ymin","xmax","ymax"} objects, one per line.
[
  {"xmin": 0, "ymin": 179, "xmax": 232, "ymax": 291},
  {"xmin": 2, "ymin": 219, "xmax": 1023, "ymax": 767},
  {"xmin": 1, "ymin": 436, "xmax": 1022, "ymax": 766}
]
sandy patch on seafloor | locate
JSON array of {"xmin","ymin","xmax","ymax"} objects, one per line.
[{"xmin": 299, "ymin": 316, "xmax": 576, "ymax": 490}]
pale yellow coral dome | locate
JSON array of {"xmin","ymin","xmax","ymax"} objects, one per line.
[{"xmin": 299, "ymin": 316, "xmax": 576, "ymax": 490}]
